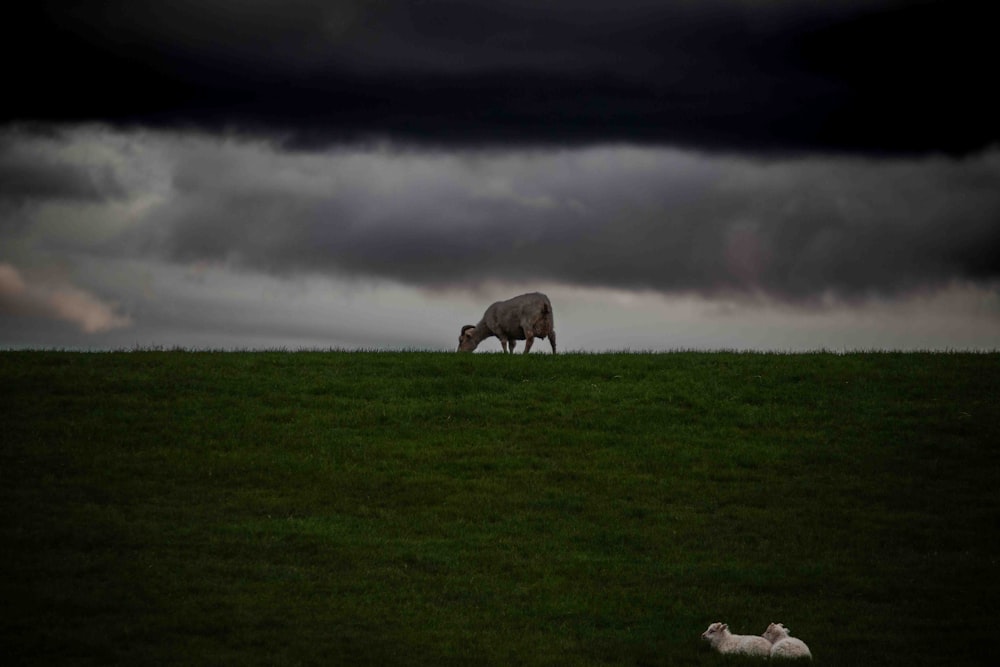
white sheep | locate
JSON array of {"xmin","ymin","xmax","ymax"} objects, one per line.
[
  {"xmin": 763, "ymin": 622, "xmax": 812, "ymax": 660},
  {"xmin": 458, "ymin": 292, "xmax": 556, "ymax": 354},
  {"xmin": 701, "ymin": 622, "xmax": 772, "ymax": 657}
]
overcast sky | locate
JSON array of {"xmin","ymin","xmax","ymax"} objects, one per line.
[{"xmin": 2, "ymin": 1, "xmax": 998, "ymax": 351}]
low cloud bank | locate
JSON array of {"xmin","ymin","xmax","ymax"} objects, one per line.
[{"xmin": 1, "ymin": 126, "xmax": 998, "ymax": 350}]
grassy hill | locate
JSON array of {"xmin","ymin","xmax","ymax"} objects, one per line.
[{"xmin": 2, "ymin": 351, "xmax": 998, "ymax": 665}]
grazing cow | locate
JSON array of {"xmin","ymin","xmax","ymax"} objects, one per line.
[{"xmin": 458, "ymin": 292, "xmax": 556, "ymax": 354}]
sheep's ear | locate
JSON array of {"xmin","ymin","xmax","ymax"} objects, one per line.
[{"xmin": 721, "ymin": 623, "xmax": 728, "ymax": 631}]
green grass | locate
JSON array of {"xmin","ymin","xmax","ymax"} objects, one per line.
[{"xmin": 1, "ymin": 351, "xmax": 998, "ymax": 665}]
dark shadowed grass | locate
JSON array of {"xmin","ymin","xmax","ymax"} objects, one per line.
[{"xmin": 1, "ymin": 351, "xmax": 998, "ymax": 665}]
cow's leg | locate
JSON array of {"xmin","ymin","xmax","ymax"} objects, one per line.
[
  {"xmin": 548, "ymin": 330, "xmax": 557, "ymax": 354},
  {"xmin": 509, "ymin": 339, "xmax": 517, "ymax": 353},
  {"xmin": 523, "ymin": 331, "xmax": 535, "ymax": 354},
  {"xmin": 500, "ymin": 337, "xmax": 510, "ymax": 353}
]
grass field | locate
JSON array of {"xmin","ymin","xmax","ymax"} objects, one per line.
[{"xmin": 1, "ymin": 351, "xmax": 998, "ymax": 665}]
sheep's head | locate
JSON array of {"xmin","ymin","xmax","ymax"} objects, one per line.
[
  {"xmin": 701, "ymin": 622, "xmax": 727, "ymax": 642},
  {"xmin": 763, "ymin": 623, "xmax": 789, "ymax": 643},
  {"xmin": 458, "ymin": 325, "xmax": 478, "ymax": 352}
]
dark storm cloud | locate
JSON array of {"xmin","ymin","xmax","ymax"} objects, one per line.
[
  {"xmin": 5, "ymin": 1, "xmax": 995, "ymax": 154},
  {"xmin": 0, "ymin": 131, "xmax": 126, "ymax": 205},
  {"xmin": 111, "ymin": 138, "xmax": 999, "ymax": 302}
]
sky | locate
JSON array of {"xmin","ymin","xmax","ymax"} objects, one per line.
[{"xmin": 2, "ymin": 0, "xmax": 998, "ymax": 351}]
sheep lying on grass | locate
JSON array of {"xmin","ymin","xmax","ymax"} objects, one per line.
[
  {"xmin": 763, "ymin": 622, "xmax": 812, "ymax": 660},
  {"xmin": 701, "ymin": 622, "xmax": 772, "ymax": 657}
]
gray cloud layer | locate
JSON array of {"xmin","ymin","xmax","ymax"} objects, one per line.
[
  {"xmin": 3, "ymin": 127, "xmax": 998, "ymax": 307},
  {"xmin": 6, "ymin": 1, "xmax": 996, "ymax": 154},
  {"xmin": 156, "ymin": 144, "xmax": 1000, "ymax": 301}
]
